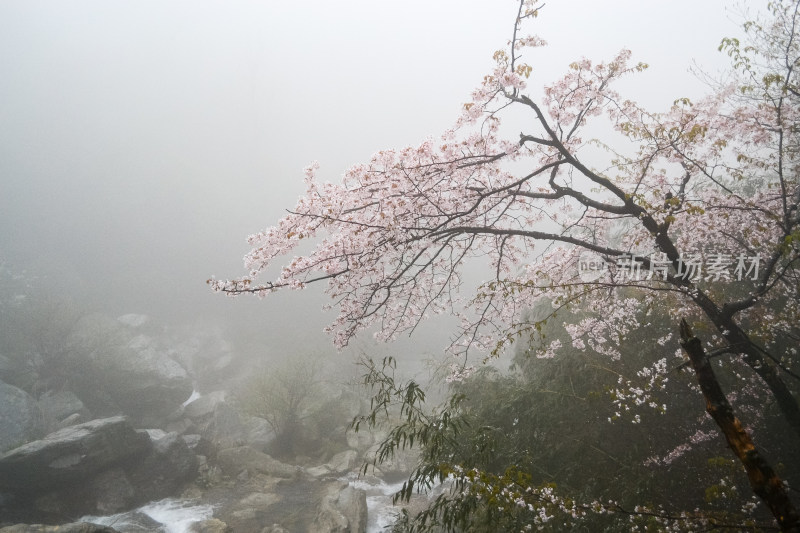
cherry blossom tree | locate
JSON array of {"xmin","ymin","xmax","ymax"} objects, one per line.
[{"xmin": 213, "ymin": 0, "xmax": 799, "ymax": 528}]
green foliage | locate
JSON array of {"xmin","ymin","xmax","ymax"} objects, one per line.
[{"xmin": 350, "ymin": 296, "xmax": 792, "ymax": 531}]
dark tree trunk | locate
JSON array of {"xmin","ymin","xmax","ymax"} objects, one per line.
[{"xmin": 680, "ymin": 319, "xmax": 799, "ymax": 532}]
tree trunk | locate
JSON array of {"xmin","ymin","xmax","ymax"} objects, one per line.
[{"xmin": 680, "ymin": 319, "xmax": 799, "ymax": 532}]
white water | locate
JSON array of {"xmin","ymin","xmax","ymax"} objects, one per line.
[
  {"xmin": 81, "ymin": 498, "xmax": 214, "ymax": 533},
  {"xmin": 345, "ymin": 474, "xmax": 413, "ymax": 533},
  {"xmin": 181, "ymin": 389, "xmax": 201, "ymax": 407}
]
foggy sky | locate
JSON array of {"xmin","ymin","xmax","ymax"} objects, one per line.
[{"xmin": 0, "ymin": 0, "xmax": 739, "ymax": 357}]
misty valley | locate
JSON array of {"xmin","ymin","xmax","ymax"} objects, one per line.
[
  {"xmin": 0, "ymin": 271, "xmax": 424, "ymax": 532},
  {"xmin": 2, "ymin": 0, "xmax": 800, "ymax": 531}
]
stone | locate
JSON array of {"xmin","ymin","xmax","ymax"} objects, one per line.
[
  {"xmin": 188, "ymin": 519, "xmax": 231, "ymax": 533},
  {"xmin": 311, "ymin": 482, "xmax": 367, "ymax": 533},
  {"xmin": 345, "ymin": 429, "xmax": 374, "ymax": 451},
  {"xmin": 215, "ymin": 447, "xmax": 298, "ymax": 479},
  {"xmin": 68, "ymin": 315, "xmax": 193, "ymax": 426},
  {"xmin": 0, "ymin": 416, "xmax": 150, "ymax": 494},
  {"xmin": 260, "ymin": 526, "xmax": 290, "ymax": 533},
  {"xmin": 55, "ymin": 413, "xmax": 84, "ymax": 430},
  {"xmin": 236, "ymin": 492, "xmax": 282, "ymax": 511},
  {"xmin": 37, "ymin": 390, "xmax": 87, "ymax": 425},
  {"xmin": 87, "ymin": 468, "xmax": 135, "ymax": 515},
  {"xmin": 183, "ymin": 391, "xmax": 226, "ymax": 420},
  {"xmin": 0, "ymin": 381, "xmax": 45, "ymax": 453},
  {"xmin": 325, "ymin": 450, "xmax": 358, "ymax": 474},
  {"xmin": 127, "ymin": 432, "xmax": 198, "ymax": 500}
]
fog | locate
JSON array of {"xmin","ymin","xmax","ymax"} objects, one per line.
[
  {"xmin": 2, "ymin": 2, "xmax": 767, "ymax": 530},
  {"xmin": 1, "ymin": 0, "xmax": 738, "ymax": 356}
]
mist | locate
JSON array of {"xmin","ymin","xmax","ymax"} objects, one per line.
[
  {"xmin": 0, "ymin": 1, "xmax": 755, "ymax": 530},
  {"xmin": 1, "ymin": 0, "xmax": 736, "ymax": 350}
]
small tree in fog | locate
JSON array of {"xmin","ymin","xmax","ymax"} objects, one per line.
[{"xmin": 238, "ymin": 357, "xmax": 321, "ymax": 458}]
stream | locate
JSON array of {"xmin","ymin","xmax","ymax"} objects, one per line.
[{"xmin": 79, "ymin": 475, "xmax": 411, "ymax": 532}]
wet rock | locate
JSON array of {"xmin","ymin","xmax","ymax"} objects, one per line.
[
  {"xmin": 0, "ymin": 416, "xmax": 150, "ymax": 493},
  {"xmin": 0, "ymin": 381, "xmax": 45, "ymax": 453}
]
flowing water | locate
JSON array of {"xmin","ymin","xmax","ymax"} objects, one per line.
[
  {"xmin": 80, "ymin": 498, "xmax": 214, "ymax": 533},
  {"xmin": 345, "ymin": 474, "xmax": 408, "ymax": 533},
  {"xmin": 80, "ymin": 474, "xmax": 429, "ymax": 532}
]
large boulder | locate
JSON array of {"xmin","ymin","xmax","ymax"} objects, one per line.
[
  {"xmin": 37, "ymin": 390, "xmax": 90, "ymax": 431},
  {"xmin": 311, "ymin": 483, "xmax": 368, "ymax": 533},
  {"xmin": 0, "ymin": 418, "xmax": 199, "ymax": 524},
  {"xmin": 174, "ymin": 392, "xmax": 274, "ymax": 452},
  {"xmin": 126, "ymin": 432, "xmax": 198, "ymax": 499},
  {"xmin": 0, "ymin": 382, "xmax": 45, "ymax": 453},
  {"xmin": 67, "ymin": 314, "xmax": 193, "ymax": 426},
  {"xmin": 104, "ymin": 333, "xmax": 193, "ymax": 426},
  {"xmin": 0, "ymin": 416, "xmax": 150, "ymax": 494},
  {"xmin": 163, "ymin": 325, "xmax": 235, "ymax": 390}
]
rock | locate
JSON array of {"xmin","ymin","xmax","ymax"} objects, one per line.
[
  {"xmin": 311, "ymin": 482, "xmax": 367, "ymax": 533},
  {"xmin": 207, "ymin": 402, "xmax": 246, "ymax": 450},
  {"xmin": 306, "ymin": 465, "xmax": 332, "ymax": 478},
  {"xmin": 37, "ymin": 391, "xmax": 87, "ymax": 426},
  {"xmin": 182, "ymin": 392, "xmax": 275, "ymax": 452},
  {"xmin": 260, "ymin": 526, "xmax": 290, "ymax": 533},
  {"xmin": 0, "ymin": 523, "xmax": 120, "ymax": 532},
  {"xmin": 111, "ymin": 334, "xmax": 193, "ymax": 425},
  {"xmin": 55, "ymin": 413, "xmax": 84, "ymax": 430},
  {"xmin": 188, "ymin": 519, "xmax": 231, "ymax": 533},
  {"xmin": 164, "ymin": 417, "xmax": 193, "ymax": 435},
  {"xmin": 164, "ymin": 325, "xmax": 235, "ymax": 390},
  {"xmin": 345, "ymin": 429, "xmax": 374, "ymax": 451},
  {"xmin": 215, "ymin": 447, "xmax": 297, "ymax": 479},
  {"xmin": 243, "ymin": 417, "xmax": 275, "ymax": 452},
  {"xmin": 325, "ymin": 450, "xmax": 358, "ymax": 474},
  {"xmin": 181, "ymin": 434, "xmax": 202, "ymax": 450},
  {"xmin": 86, "ymin": 468, "xmax": 136, "ymax": 515},
  {"xmin": 0, "ymin": 381, "xmax": 45, "ymax": 453},
  {"xmin": 0, "ymin": 416, "xmax": 150, "ymax": 494},
  {"xmin": 183, "ymin": 391, "xmax": 226, "ymax": 420},
  {"xmin": 79, "ymin": 509, "xmax": 164, "ymax": 532},
  {"xmin": 68, "ymin": 315, "xmax": 193, "ymax": 426},
  {"xmin": 0, "ymin": 355, "xmax": 12, "ymax": 381},
  {"xmin": 236, "ymin": 492, "xmax": 282, "ymax": 511},
  {"xmin": 127, "ymin": 432, "xmax": 198, "ymax": 500},
  {"xmin": 365, "ymin": 442, "xmax": 418, "ymax": 476}
]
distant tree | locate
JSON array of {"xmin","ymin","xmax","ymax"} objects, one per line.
[
  {"xmin": 214, "ymin": 0, "xmax": 800, "ymax": 529},
  {"xmin": 238, "ymin": 356, "xmax": 321, "ymax": 458}
]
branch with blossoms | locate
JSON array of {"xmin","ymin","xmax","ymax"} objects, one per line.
[
  {"xmin": 212, "ymin": 1, "xmax": 800, "ymax": 523},
  {"xmin": 210, "ymin": 0, "xmax": 800, "ymax": 435}
]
